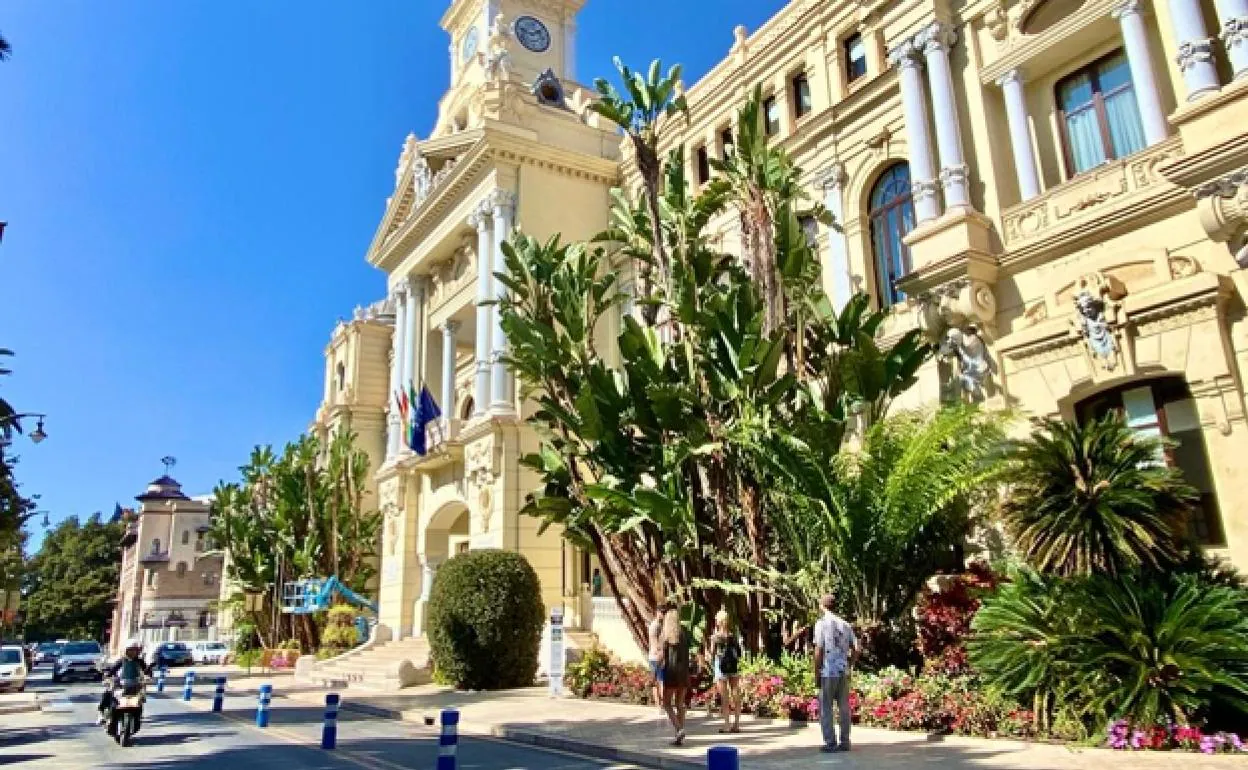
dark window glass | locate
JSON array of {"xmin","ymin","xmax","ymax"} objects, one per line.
[
  {"xmin": 792, "ymin": 73, "xmax": 812, "ymax": 118},
  {"xmin": 1056, "ymin": 49, "xmax": 1146, "ymax": 175},
  {"xmin": 720, "ymin": 127, "xmax": 734, "ymax": 156},
  {"xmin": 868, "ymin": 163, "xmax": 916, "ymax": 307},
  {"xmin": 695, "ymin": 145, "xmax": 710, "ymax": 184},
  {"xmin": 845, "ymin": 33, "xmax": 868, "ymax": 82},
  {"xmin": 763, "ymin": 96, "xmax": 781, "ymax": 136}
]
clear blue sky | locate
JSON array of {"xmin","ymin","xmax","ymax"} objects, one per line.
[{"xmin": 1, "ymin": 0, "xmax": 785, "ymax": 550}]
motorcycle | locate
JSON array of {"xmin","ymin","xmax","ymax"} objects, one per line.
[{"xmin": 103, "ymin": 676, "xmax": 146, "ymax": 747}]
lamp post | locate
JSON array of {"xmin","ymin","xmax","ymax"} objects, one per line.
[{"xmin": 0, "ymin": 413, "xmax": 47, "ymax": 444}]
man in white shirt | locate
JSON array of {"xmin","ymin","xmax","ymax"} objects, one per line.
[{"xmin": 813, "ymin": 593, "xmax": 859, "ymax": 753}]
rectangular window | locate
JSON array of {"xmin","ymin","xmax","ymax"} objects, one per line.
[
  {"xmin": 792, "ymin": 72, "xmax": 812, "ymax": 118},
  {"xmin": 720, "ymin": 127, "xmax": 734, "ymax": 158},
  {"xmin": 763, "ymin": 95, "xmax": 781, "ymax": 136},
  {"xmin": 1056, "ymin": 49, "xmax": 1146, "ymax": 176},
  {"xmin": 694, "ymin": 144, "xmax": 710, "ymax": 184},
  {"xmin": 845, "ymin": 33, "xmax": 868, "ymax": 83}
]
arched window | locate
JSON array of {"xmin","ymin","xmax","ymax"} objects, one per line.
[
  {"xmin": 336, "ymin": 362, "xmax": 346, "ymax": 392},
  {"xmin": 868, "ymin": 163, "xmax": 916, "ymax": 308},
  {"xmin": 181, "ymin": 530, "xmax": 190, "ymax": 546},
  {"xmin": 1076, "ymin": 376, "xmax": 1225, "ymax": 545},
  {"xmin": 176, "ymin": 562, "xmax": 188, "ymax": 578},
  {"xmin": 461, "ymin": 396, "xmax": 475, "ymax": 420},
  {"xmin": 150, "ymin": 539, "xmax": 161, "ymax": 555}
]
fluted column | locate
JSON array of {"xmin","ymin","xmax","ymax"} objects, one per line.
[
  {"xmin": 441, "ymin": 321, "xmax": 460, "ymax": 425},
  {"xmin": 819, "ymin": 163, "xmax": 852, "ymax": 309},
  {"xmin": 1215, "ymin": 0, "xmax": 1248, "ymax": 79},
  {"xmin": 888, "ymin": 41, "xmax": 941, "ymax": 223},
  {"xmin": 1113, "ymin": 0, "xmax": 1170, "ymax": 146},
  {"xmin": 1170, "ymin": 0, "xmax": 1221, "ymax": 100},
  {"xmin": 470, "ymin": 203, "xmax": 493, "ymax": 417},
  {"xmin": 998, "ymin": 69, "xmax": 1042, "ymax": 201},
  {"xmin": 490, "ymin": 190, "xmax": 516, "ymax": 414},
  {"xmin": 387, "ymin": 281, "xmax": 409, "ymax": 457},
  {"xmin": 920, "ymin": 22, "xmax": 971, "ymax": 210},
  {"xmin": 403, "ymin": 277, "xmax": 422, "ymax": 398}
]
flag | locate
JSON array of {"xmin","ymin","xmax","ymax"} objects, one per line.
[
  {"xmin": 395, "ymin": 388, "xmax": 411, "ymax": 447},
  {"xmin": 411, "ymin": 385, "xmax": 442, "ymax": 457},
  {"xmin": 407, "ymin": 382, "xmax": 420, "ymax": 450}
]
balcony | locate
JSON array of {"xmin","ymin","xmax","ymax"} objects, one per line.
[
  {"xmin": 1000, "ymin": 138, "xmax": 1186, "ymax": 269},
  {"xmin": 399, "ymin": 418, "xmax": 466, "ymax": 472},
  {"xmin": 139, "ymin": 550, "xmax": 170, "ymax": 565}
]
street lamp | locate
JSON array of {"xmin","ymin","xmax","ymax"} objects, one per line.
[{"xmin": 1, "ymin": 413, "xmax": 47, "ymax": 444}]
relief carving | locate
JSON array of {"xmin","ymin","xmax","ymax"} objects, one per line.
[
  {"xmin": 939, "ymin": 325, "xmax": 995, "ymax": 403},
  {"xmin": 1168, "ymin": 255, "xmax": 1201, "ymax": 279},
  {"xmin": 1068, "ymin": 272, "xmax": 1126, "ymax": 371}
]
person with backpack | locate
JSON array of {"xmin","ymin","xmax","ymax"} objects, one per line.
[
  {"xmin": 710, "ymin": 609, "xmax": 743, "ymax": 733},
  {"xmin": 657, "ymin": 607, "xmax": 690, "ymax": 746}
]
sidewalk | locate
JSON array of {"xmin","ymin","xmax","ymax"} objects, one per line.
[{"xmin": 277, "ymin": 685, "xmax": 1246, "ymax": 770}]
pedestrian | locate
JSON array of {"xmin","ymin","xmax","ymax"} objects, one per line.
[
  {"xmin": 657, "ymin": 607, "xmax": 690, "ymax": 746},
  {"xmin": 709, "ymin": 609, "xmax": 742, "ymax": 734},
  {"xmin": 647, "ymin": 604, "xmax": 667, "ymax": 711},
  {"xmin": 591, "ymin": 568, "xmax": 604, "ymax": 597},
  {"xmin": 813, "ymin": 593, "xmax": 859, "ymax": 753}
]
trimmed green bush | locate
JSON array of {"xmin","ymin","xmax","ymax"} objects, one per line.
[{"xmin": 427, "ymin": 549, "xmax": 545, "ymax": 690}]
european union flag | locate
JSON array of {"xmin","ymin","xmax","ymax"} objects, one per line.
[{"xmin": 410, "ymin": 385, "xmax": 443, "ymax": 457}]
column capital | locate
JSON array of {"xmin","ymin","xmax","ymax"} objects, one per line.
[
  {"xmin": 917, "ymin": 21, "xmax": 957, "ymax": 54},
  {"xmin": 996, "ymin": 68, "xmax": 1025, "ymax": 88},
  {"xmin": 489, "ymin": 189, "xmax": 516, "ymax": 216},
  {"xmin": 887, "ymin": 40, "xmax": 922, "ymax": 70},
  {"xmin": 468, "ymin": 200, "xmax": 493, "ymax": 229},
  {"xmin": 441, "ymin": 319, "xmax": 462, "ymax": 335},
  {"xmin": 1111, "ymin": 0, "xmax": 1145, "ymax": 19},
  {"xmin": 1194, "ymin": 167, "xmax": 1248, "ymax": 199},
  {"xmin": 1224, "ymin": 16, "xmax": 1248, "ymax": 50},
  {"xmin": 410, "ymin": 274, "xmax": 430, "ymax": 298},
  {"xmin": 392, "ymin": 277, "xmax": 411, "ymax": 297},
  {"xmin": 817, "ymin": 162, "xmax": 848, "ymax": 191}
]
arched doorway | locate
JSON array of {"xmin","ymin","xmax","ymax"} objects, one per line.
[{"xmin": 1075, "ymin": 376, "xmax": 1226, "ymax": 545}]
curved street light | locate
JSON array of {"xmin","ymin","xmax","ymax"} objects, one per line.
[{"xmin": 1, "ymin": 413, "xmax": 47, "ymax": 444}]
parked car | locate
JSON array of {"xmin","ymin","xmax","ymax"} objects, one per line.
[
  {"xmin": 145, "ymin": 642, "xmax": 193, "ymax": 668},
  {"xmin": 189, "ymin": 641, "xmax": 229, "ymax": 665},
  {"xmin": 0, "ymin": 645, "xmax": 27, "ymax": 692},
  {"xmin": 51, "ymin": 641, "xmax": 104, "ymax": 683},
  {"xmin": 33, "ymin": 642, "xmax": 63, "ymax": 667}
]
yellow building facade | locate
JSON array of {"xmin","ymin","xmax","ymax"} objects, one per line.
[{"xmin": 317, "ymin": 0, "xmax": 1248, "ymax": 676}]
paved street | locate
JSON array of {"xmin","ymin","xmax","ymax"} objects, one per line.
[{"xmin": 0, "ymin": 667, "xmax": 644, "ymax": 770}]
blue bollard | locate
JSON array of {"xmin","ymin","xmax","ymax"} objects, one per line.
[
  {"xmin": 155, "ymin": 668, "xmax": 167, "ymax": 693},
  {"xmin": 256, "ymin": 683, "xmax": 273, "ymax": 728},
  {"xmin": 437, "ymin": 709, "xmax": 459, "ymax": 770},
  {"xmin": 212, "ymin": 677, "xmax": 226, "ymax": 713},
  {"xmin": 707, "ymin": 746, "xmax": 739, "ymax": 770},
  {"xmin": 182, "ymin": 670, "xmax": 196, "ymax": 702},
  {"xmin": 321, "ymin": 693, "xmax": 340, "ymax": 750}
]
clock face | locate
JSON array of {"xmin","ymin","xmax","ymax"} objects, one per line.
[
  {"xmin": 514, "ymin": 16, "xmax": 551, "ymax": 53},
  {"xmin": 461, "ymin": 26, "xmax": 479, "ymax": 62}
]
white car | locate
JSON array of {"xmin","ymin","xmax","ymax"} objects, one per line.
[
  {"xmin": 0, "ymin": 645, "xmax": 27, "ymax": 692},
  {"xmin": 189, "ymin": 641, "xmax": 229, "ymax": 665}
]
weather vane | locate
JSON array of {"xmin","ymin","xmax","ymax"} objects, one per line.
[{"xmin": 161, "ymin": 455, "xmax": 177, "ymax": 475}]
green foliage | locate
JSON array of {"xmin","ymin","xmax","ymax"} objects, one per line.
[
  {"xmin": 427, "ymin": 550, "xmax": 545, "ymax": 690},
  {"xmin": 564, "ymin": 644, "xmax": 614, "ymax": 697},
  {"xmin": 999, "ymin": 413, "xmax": 1197, "ymax": 577},
  {"xmin": 320, "ymin": 604, "xmax": 360, "ymax": 653},
  {"xmin": 971, "ymin": 568, "xmax": 1248, "ymax": 732},
  {"xmin": 22, "ymin": 514, "xmax": 125, "ymax": 641}
]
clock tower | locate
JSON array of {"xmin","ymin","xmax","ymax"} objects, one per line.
[{"xmin": 441, "ymin": 0, "xmax": 583, "ymax": 90}]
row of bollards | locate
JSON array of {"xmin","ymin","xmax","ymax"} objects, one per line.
[{"xmin": 165, "ymin": 675, "xmax": 738, "ymax": 769}]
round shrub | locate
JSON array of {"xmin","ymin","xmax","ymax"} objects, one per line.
[{"xmin": 427, "ymin": 549, "xmax": 545, "ymax": 690}]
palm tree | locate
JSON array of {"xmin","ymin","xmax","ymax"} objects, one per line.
[
  {"xmin": 999, "ymin": 413, "xmax": 1197, "ymax": 578},
  {"xmin": 0, "ymin": 32, "xmax": 11, "ymax": 62}
]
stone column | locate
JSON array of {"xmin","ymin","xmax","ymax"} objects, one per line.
[
  {"xmin": 998, "ymin": 69, "xmax": 1042, "ymax": 201},
  {"xmin": 1215, "ymin": 0, "xmax": 1248, "ymax": 79},
  {"xmin": 403, "ymin": 277, "xmax": 422, "ymax": 403},
  {"xmin": 920, "ymin": 22, "xmax": 971, "ymax": 210},
  {"xmin": 819, "ymin": 163, "xmax": 853, "ymax": 309},
  {"xmin": 470, "ymin": 203, "xmax": 493, "ymax": 417},
  {"xmin": 490, "ymin": 190, "xmax": 516, "ymax": 414},
  {"xmin": 1113, "ymin": 0, "xmax": 1170, "ymax": 146},
  {"xmin": 413, "ymin": 555, "xmax": 444, "ymax": 638},
  {"xmin": 388, "ymin": 281, "xmax": 409, "ymax": 457},
  {"xmin": 441, "ymin": 321, "xmax": 460, "ymax": 424},
  {"xmin": 888, "ymin": 40, "xmax": 941, "ymax": 223},
  {"xmin": 1170, "ymin": 0, "xmax": 1221, "ymax": 100}
]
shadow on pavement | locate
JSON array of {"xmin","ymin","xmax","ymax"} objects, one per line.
[{"xmin": 0, "ymin": 753, "xmax": 54, "ymax": 766}]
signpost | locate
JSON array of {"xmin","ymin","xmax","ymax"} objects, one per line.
[{"xmin": 547, "ymin": 606, "xmax": 564, "ymax": 697}]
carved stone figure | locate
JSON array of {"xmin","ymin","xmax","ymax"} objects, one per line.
[
  {"xmin": 484, "ymin": 13, "xmax": 512, "ymax": 82},
  {"xmin": 939, "ymin": 325, "xmax": 993, "ymax": 402},
  {"xmin": 1068, "ymin": 274, "xmax": 1125, "ymax": 371},
  {"xmin": 413, "ymin": 156, "xmax": 433, "ymax": 206}
]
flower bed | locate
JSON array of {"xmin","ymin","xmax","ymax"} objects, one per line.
[{"xmin": 1107, "ymin": 720, "xmax": 1247, "ymax": 754}]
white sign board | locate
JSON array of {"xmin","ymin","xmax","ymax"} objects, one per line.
[{"xmin": 548, "ymin": 606, "xmax": 564, "ymax": 697}]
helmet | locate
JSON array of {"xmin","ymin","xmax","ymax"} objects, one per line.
[{"xmin": 124, "ymin": 638, "xmax": 142, "ymax": 651}]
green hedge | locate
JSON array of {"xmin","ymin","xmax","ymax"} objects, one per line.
[{"xmin": 427, "ymin": 549, "xmax": 544, "ymax": 690}]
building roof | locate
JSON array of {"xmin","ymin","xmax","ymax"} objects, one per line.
[{"xmin": 136, "ymin": 475, "xmax": 190, "ymax": 502}]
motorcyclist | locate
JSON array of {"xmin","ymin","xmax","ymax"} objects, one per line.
[{"xmin": 98, "ymin": 639, "xmax": 152, "ymax": 735}]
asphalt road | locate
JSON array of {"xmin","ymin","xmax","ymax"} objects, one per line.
[{"xmin": 1, "ymin": 666, "xmax": 646, "ymax": 770}]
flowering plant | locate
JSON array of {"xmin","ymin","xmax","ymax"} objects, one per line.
[{"xmin": 1106, "ymin": 720, "xmax": 1247, "ymax": 753}]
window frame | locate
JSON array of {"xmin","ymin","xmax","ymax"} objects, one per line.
[
  {"xmin": 1054, "ymin": 48, "xmax": 1139, "ymax": 178},
  {"xmin": 720, "ymin": 127, "xmax": 734, "ymax": 158},
  {"xmin": 791, "ymin": 71, "xmax": 812, "ymax": 119},
  {"xmin": 762, "ymin": 95, "xmax": 781, "ymax": 137},
  {"xmin": 844, "ymin": 33, "xmax": 868, "ymax": 84},
  {"xmin": 694, "ymin": 144, "xmax": 710, "ymax": 184},
  {"xmin": 867, "ymin": 163, "xmax": 916, "ymax": 308}
]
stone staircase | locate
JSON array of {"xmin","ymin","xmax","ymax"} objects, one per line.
[{"xmin": 303, "ymin": 636, "xmax": 432, "ymax": 692}]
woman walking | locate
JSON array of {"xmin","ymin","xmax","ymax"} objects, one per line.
[
  {"xmin": 658, "ymin": 607, "xmax": 690, "ymax": 745},
  {"xmin": 710, "ymin": 609, "xmax": 742, "ymax": 733}
]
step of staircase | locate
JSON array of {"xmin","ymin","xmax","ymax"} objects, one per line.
[{"xmin": 306, "ymin": 636, "xmax": 432, "ymax": 691}]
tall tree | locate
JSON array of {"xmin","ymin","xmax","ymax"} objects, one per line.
[{"xmin": 22, "ymin": 514, "xmax": 125, "ymax": 641}]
